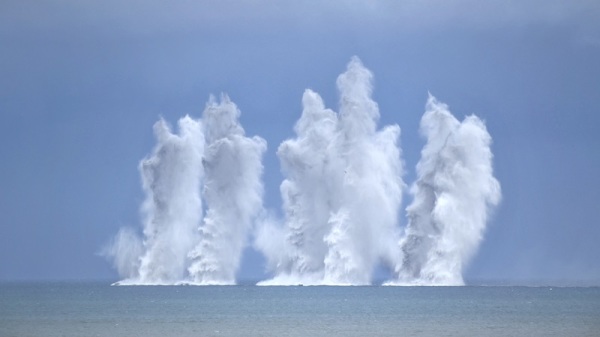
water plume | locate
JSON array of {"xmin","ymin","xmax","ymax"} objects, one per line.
[
  {"xmin": 131, "ymin": 116, "xmax": 204, "ymax": 285},
  {"xmin": 257, "ymin": 57, "xmax": 405, "ymax": 285},
  {"xmin": 389, "ymin": 94, "xmax": 501, "ymax": 286},
  {"xmin": 106, "ymin": 95, "xmax": 265, "ymax": 285},
  {"xmin": 187, "ymin": 95, "xmax": 267, "ymax": 285},
  {"xmin": 104, "ymin": 57, "xmax": 501, "ymax": 286}
]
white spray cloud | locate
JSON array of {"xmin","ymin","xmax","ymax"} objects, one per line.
[
  {"xmin": 106, "ymin": 95, "xmax": 265, "ymax": 285},
  {"xmin": 257, "ymin": 57, "xmax": 404, "ymax": 285},
  {"xmin": 390, "ymin": 94, "xmax": 501, "ymax": 286},
  {"xmin": 187, "ymin": 95, "xmax": 267, "ymax": 285},
  {"xmin": 113, "ymin": 116, "xmax": 204, "ymax": 285},
  {"xmin": 268, "ymin": 89, "xmax": 339, "ymax": 284},
  {"xmin": 100, "ymin": 227, "xmax": 143, "ymax": 279},
  {"xmin": 105, "ymin": 57, "xmax": 501, "ymax": 287}
]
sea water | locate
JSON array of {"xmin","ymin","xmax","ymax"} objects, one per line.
[{"xmin": 1, "ymin": 283, "xmax": 598, "ymax": 337}]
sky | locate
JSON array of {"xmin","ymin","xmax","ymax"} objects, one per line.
[{"xmin": 1, "ymin": 0, "xmax": 599, "ymax": 284}]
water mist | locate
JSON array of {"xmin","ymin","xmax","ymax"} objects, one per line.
[
  {"xmin": 105, "ymin": 57, "xmax": 501, "ymax": 287},
  {"xmin": 105, "ymin": 96, "xmax": 265, "ymax": 285},
  {"xmin": 256, "ymin": 57, "xmax": 405, "ymax": 285},
  {"xmin": 389, "ymin": 95, "xmax": 501, "ymax": 286}
]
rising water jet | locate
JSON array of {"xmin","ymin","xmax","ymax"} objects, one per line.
[{"xmin": 104, "ymin": 57, "xmax": 500, "ymax": 286}]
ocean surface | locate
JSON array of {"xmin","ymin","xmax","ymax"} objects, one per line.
[{"xmin": 1, "ymin": 282, "xmax": 599, "ymax": 337}]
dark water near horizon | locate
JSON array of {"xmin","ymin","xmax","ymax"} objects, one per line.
[{"xmin": 1, "ymin": 282, "xmax": 599, "ymax": 337}]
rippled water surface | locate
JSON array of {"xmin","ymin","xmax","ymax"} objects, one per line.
[{"xmin": 1, "ymin": 283, "xmax": 598, "ymax": 336}]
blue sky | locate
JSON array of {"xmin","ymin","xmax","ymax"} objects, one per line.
[{"xmin": 1, "ymin": 0, "xmax": 599, "ymax": 284}]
